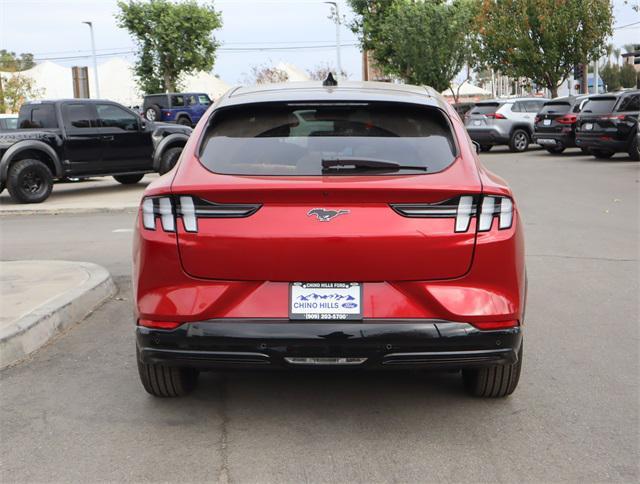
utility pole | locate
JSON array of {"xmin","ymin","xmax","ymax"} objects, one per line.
[
  {"xmin": 324, "ymin": 2, "xmax": 343, "ymax": 79},
  {"xmin": 82, "ymin": 21, "xmax": 100, "ymax": 98},
  {"xmin": 593, "ymin": 58, "xmax": 599, "ymax": 94}
]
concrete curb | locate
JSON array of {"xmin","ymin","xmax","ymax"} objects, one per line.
[
  {"xmin": 0, "ymin": 206, "xmax": 138, "ymax": 216},
  {"xmin": 0, "ymin": 261, "xmax": 116, "ymax": 369}
]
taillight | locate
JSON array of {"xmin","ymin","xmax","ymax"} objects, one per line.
[
  {"xmin": 139, "ymin": 319, "xmax": 183, "ymax": 330},
  {"xmin": 390, "ymin": 195, "xmax": 514, "ymax": 233},
  {"xmin": 599, "ymin": 114, "xmax": 625, "ymax": 121},
  {"xmin": 471, "ymin": 320, "xmax": 519, "ymax": 330},
  {"xmin": 534, "ymin": 115, "xmax": 540, "ymax": 123},
  {"xmin": 556, "ymin": 114, "xmax": 577, "ymax": 125},
  {"xmin": 141, "ymin": 196, "xmax": 262, "ymax": 233},
  {"xmin": 486, "ymin": 113, "xmax": 506, "ymax": 119}
]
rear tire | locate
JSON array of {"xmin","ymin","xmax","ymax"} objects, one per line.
[
  {"xmin": 159, "ymin": 147, "xmax": 183, "ymax": 174},
  {"xmin": 145, "ymin": 105, "xmax": 161, "ymax": 122},
  {"xmin": 137, "ymin": 351, "xmax": 198, "ymax": 397},
  {"xmin": 177, "ymin": 116, "xmax": 191, "ymax": 126},
  {"xmin": 463, "ymin": 344, "xmax": 523, "ymax": 398},
  {"xmin": 628, "ymin": 135, "xmax": 639, "ymax": 161},
  {"xmin": 6, "ymin": 159, "xmax": 53, "ymax": 204},
  {"xmin": 113, "ymin": 174, "xmax": 144, "ymax": 184},
  {"xmin": 509, "ymin": 129, "xmax": 529, "ymax": 152},
  {"xmin": 591, "ymin": 149, "xmax": 615, "ymax": 159},
  {"xmin": 580, "ymin": 147, "xmax": 592, "ymax": 155},
  {"xmin": 479, "ymin": 145, "xmax": 492, "ymax": 152}
]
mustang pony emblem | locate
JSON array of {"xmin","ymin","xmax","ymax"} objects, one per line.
[{"xmin": 307, "ymin": 208, "xmax": 350, "ymax": 222}]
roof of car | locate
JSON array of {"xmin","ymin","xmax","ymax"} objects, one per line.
[
  {"xmin": 477, "ymin": 97, "xmax": 548, "ymax": 104},
  {"xmin": 215, "ymin": 81, "xmax": 448, "ymax": 109}
]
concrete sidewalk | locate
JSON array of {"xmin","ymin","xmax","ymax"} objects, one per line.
[
  {"xmin": 0, "ymin": 260, "xmax": 115, "ymax": 368},
  {"xmin": 0, "ymin": 175, "xmax": 157, "ymax": 215}
]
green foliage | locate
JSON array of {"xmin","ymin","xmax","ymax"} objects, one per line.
[
  {"xmin": 475, "ymin": 0, "xmax": 613, "ymax": 97},
  {"xmin": 620, "ymin": 64, "xmax": 638, "ymax": 88},
  {"xmin": 0, "ymin": 50, "xmax": 35, "ymax": 72},
  {"xmin": 599, "ymin": 63, "xmax": 621, "ymax": 91},
  {"xmin": 0, "ymin": 73, "xmax": 42, "ymax": 113},
  {"xmin": 116, "ymin": 0, "xmax": 222, "ymax": 94},
  {"xmin": 348, "ymin": 0, "xmax": 478, "ymax": 94}
]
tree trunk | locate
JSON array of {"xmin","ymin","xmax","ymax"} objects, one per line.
[
  {"xmin": 550, "ymin": 84, "xmax": 558, "ymax": 98},
  {"xmin": 0, "ymin": 74, "xmax": 5, "ymax": 114},
  {"xmin": 163, "ymin": 71, "xmax": 174, "ymax": 93}
]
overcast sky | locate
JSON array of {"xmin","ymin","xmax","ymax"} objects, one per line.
[{"xmin": 0, "ymin": 0, "xmax": 638, "ymax": 84}]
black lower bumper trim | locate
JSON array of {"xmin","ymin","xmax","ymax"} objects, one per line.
[{"xmin": 137, "ymin": 319, "xmax": 522, "ymax": 370}]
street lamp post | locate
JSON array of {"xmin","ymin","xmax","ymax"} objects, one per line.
[
  {"xmin": 82, "ymin": 21, "xmax": 100, "ymax": 98},
  {"xmin": 324, "ymin": 1, "xmax": 343, "ymax": 79}
]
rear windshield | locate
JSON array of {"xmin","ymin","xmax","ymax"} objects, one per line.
[
  {"xmin": 581, "ymin": 97, "xmax": 618, "ymax": 114},
  {"xmin": 539, "ymin": 102, "xmax": 571, "ymax": 114},
  {"xmin": 469, "ymin": 103, "xmax": 500, "ymax": 114},
  {"xmin": 144, "ymin": 95, "xmax": 169, "ymax": 109},
  {"xmin": 198, "ymin": 102, "xmax": 457, "ymax": 176}
]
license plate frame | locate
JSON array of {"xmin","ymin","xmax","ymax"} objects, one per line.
[
  {"xmin": 584, "ymin": 123, "xmax": 593, "ymax": 130},
  {"xmin": 543, "ymin": 119, "xmax": 552, "ymax": 126},
  {"xmin": 289, "ymin": 282, "xmax": 363, "ymax": 321}
]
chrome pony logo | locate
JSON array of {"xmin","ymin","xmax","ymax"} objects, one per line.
[{"xmin": 307, "ymin": 208, "xmax": 350, "ymax": 222}]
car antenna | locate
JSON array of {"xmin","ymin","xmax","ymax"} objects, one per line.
[{"xmin": 323, "ymin": 72, "xmax": 338, "ymax": 87}]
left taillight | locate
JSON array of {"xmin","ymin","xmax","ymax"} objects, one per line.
[{"xmin": 141, "ymin": 196, "xmax": 262, "ymax": 233}]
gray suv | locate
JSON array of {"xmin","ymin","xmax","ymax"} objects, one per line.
[{"xmin": 465, "ymin": 98, "xmax": 548, "ymax": 152}]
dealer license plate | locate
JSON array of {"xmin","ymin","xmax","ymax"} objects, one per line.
[
  {"xmin": 584, "ymin": 123, "xmax": 593, "ymax": 130},
  {"xmin": 537, "ymin": 138, "xmax": 556, "ymax": 145},
  {"xmin": 543, "ymin": 119, "xmax": 551, "ymax": 126},
  {"xmin": 473, "ymin": 120, "xmax": 481, "ymax": 126},
  {"xmin": 290, "ymin": 282, "xmax": 362, "ymax": 320}
]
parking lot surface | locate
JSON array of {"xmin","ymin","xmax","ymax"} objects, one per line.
[{"xmin": 1, "ymin": 147, "xmax": 638, "ymax": 483}]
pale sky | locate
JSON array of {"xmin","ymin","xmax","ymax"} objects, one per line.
[{"xmin": 0, "ymin": 0, "xmax": 638, "ymax": 84}]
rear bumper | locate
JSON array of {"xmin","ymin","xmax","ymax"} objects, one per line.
[
  {"xmin": 137, "ymin": 320, "xmax": 522, "ymax": 370},
  {"xmin": 575, "ymin": 133, "xmax": 629, "ymax": 152},
  {"xmin": 466, "ymin": 128, "xmax": 510, "ymax": 145},
  {"xmin": 532, "ymin": 132, "xmax": 575, "ymax": 147}
]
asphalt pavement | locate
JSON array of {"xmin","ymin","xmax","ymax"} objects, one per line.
[{"xmin": 0, "ymin": 147, "xmax": 638, "ymax": 483}]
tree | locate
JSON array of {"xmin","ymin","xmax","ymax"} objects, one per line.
[
  {"xmin": 116, "ymin": 0, "xmax": 222, "ymax": 94},
  {"xmin": 306, "ymin": 62, "xmax": 348, "ymax": 81},
  {"xmin": 475, "ymin": 0, "xmax": 613, "ymax": 97},
  {"xmin": 599, "ymin": 63, "xmax": 620, "ymax": 91},
  {"xmin": 246, "ymin": 64, "xmax": 289, "ymax": 84},
  {"xmin": 348, "ymin": 0, "xmax": 478, "ymax": 96},
  {"xmin": 0, "ymin": 50, "xmax": 36, "ymax": 113},
  {"xmin": 620, "ymin": 63, "xmax": 638, "ymax": 88},
  {"xmin": 1, "ymin": 73, "xmax": 42, "ymax": 113}
]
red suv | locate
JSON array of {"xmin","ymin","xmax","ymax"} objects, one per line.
[{"xmin": 133, "ymin": 80, "xmax": 526, "ymax": 398}]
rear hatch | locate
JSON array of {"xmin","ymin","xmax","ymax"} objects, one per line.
[
  {"xmin": 174, "ymin": 101, "xmax": 481, "ymax": 282},
  {"xmin": 535, "ymin": 101, "xmax": 575, "ymax": 133},
  {"xmin": 577, "ymin": 96, "xmax": 620, "ymax": 135},
  {"xmin": 465, "ymin": 102, "xmax": 502, "ymax": 128}
]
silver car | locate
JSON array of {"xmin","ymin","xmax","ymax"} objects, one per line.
[{"xmin": 465, "ymin": 98, "xmax": 548, "ymax": 152}]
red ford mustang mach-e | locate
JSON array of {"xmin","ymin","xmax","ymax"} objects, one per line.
[{"xmin": 133, "ymin": 80, "xmax": 526, "ymax": 398}]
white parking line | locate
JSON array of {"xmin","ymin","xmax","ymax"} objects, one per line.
[{"xmin": 112, "ymin": 228, "xmax": 133, "ymax": 233}]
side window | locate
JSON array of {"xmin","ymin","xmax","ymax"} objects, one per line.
[
  {"xmin": 171, "ymin": 95, "xmax": 185, "ymax": 107},
  {"xmin": 186, "ymin": 95, "xmax": 197, "ymax": 106},
  {"xmin": 524, "ymin": 101, "xmax": 543, "ymax": 113},
  {"xmin": 63, "ymin": 103, "xmax": 98, "ymax": 129},
  {"xmin": 19, "ymin": 105, "xmax": 57, "ymax": 129},
  {"xmin": 617, "ymin": 95, "xmax": 640, "ymax": 112},
  {"xmin": 511, "ymin": 102, "xmax": 523, "ymax": 113},
  {"xmin": 96, "ymin": 104, "xmax": 139, "ymax": 131},
  {"xmin": 198, "ymin": 95, "xmax": 211, "ymax": 105}
]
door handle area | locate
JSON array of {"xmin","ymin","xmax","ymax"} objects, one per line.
[{"xmin": 102, "ymin": 135, "xmax": 115, "ymax": 141}]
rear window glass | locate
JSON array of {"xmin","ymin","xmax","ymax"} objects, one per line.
[
  {"xmin": 470, "ymin": 103, "xmax": 499, "ymax": 114},
  {"xmin": 581, "ymin": 97, "xmax": 618, "ymax": 114},
  {"xmin": 540, "ymin": 102, "xmax": 571, "ymax": 114},
  {"xmin": 144, "ymin": 95, "xmax": 169, "ymax": 109},
  {"xmin": 199, "ymin": 102, "xmax": 457, "ymax": 176},
  {"xmin": 18, "ymin": 104, "xmax": 57, "ymax": 129}
]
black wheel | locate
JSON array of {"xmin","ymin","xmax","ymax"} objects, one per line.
[
  {"xmin": 159, "ymin": 147, "xmax": 183, "ymax": 174},
  {"xmin": 509, "ymin": 129, "xmax": 530, "ymax": 152},
  {"xmin": 463, "ymin": 344, "xmax": 523, "ymax": 398},
  {"xmin": 545, "ymin": 145, "xmax": 565, "ymax": 154},
  {"xmin": 113, "ymin": 174, "xmax": 144, "ymax": 184},
  {"xmin": 591, "ymin": 149, "xmax": 615, "ymax": 159},
  {"xmin": 145, "ymin": 104, "xmax": 161, "ymax": 122},
  {"xmin": 580, "ymin": 147, "xmax": 592, "ymax": 155},
  {"xmin": 6, "ymin": 159, "xmax": 53, "ymax": 204},
  {"xmin": 177, "ymin": 116, "xmax": 191, "ymax": 126},
  {"xmin": 628, "ymin": 135, "xmax": 639, "ymax": 161},
  {"xmin": 137, "ymin": 350, "xmax": 198, "ymax": 397},
  {"xmin": 479, "ymin": 145, "xmax": 492, "ymax": 152}
]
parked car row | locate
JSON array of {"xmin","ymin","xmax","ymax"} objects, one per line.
[
  {"xmin": 0, "ymin": 99, "xmax": 193, "ymax": 203},
  {"xmin": 460, "ymin": 90, "xmax": 639, "ymax": 160}
]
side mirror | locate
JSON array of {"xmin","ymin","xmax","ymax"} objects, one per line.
[{"xmin": 472, "ymin": 141, "xmax": 480, "ymax": 154}]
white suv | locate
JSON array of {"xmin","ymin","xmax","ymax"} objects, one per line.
[{"xmin": 465, "ymin": 98, "xmax": 547, "ymax": 152}]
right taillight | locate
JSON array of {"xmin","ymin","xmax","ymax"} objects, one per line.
[
  {"xmin": 556, "ymin": 114, "xmax": 577, "ymax": 125},
  {"xmin": 141, "ymin": 196, "xmax": 262, "ymax": 233},
  {"xmin": 390, "ymin": 195, "xmax": 514, "ymax": 233}
]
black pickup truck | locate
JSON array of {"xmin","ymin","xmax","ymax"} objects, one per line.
[{"xmin": 0, "ymin": 99, "xmax": 193, "ymax": 203}]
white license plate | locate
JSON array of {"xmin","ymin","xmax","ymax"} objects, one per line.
[
  {"xmin": 584, "ymin": 123, "xmax": 593, "ymax": 130},
  {"xmin": 290, "ymin": 282, "xmax": 362, "ymax": 320},
  {"xmin": 473, "ymin": 120, "xmax": 481, "ymax": 126},
  {"xmin": 537, "ymin": 138, "xmax": 556, "ymax": 145},
  {"xmin": 543, "ymin": 119, "xmax": 551, "ymax": 126}
]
